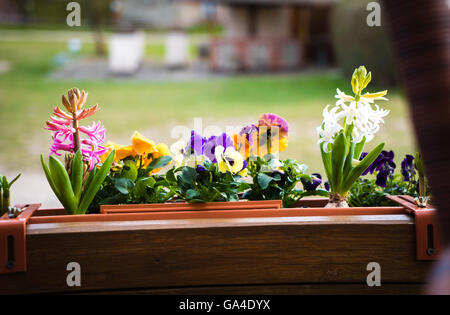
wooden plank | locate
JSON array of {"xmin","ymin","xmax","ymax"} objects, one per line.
[
  {"xmin": 100, "ymin": 200, "xmax": 283, "ymax": 214},
  {"xmin": 26, "ymin": 214, "xmax": 412, "ymax": 234},
  {"xmin": 0, "ymin": 214, "xmax": 432, "ymax": 294},
  {"xmin": 74, "ymin": 284, "xmax": 426, "ymax": 295}
]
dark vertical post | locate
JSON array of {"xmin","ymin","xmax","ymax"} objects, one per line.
[
  {"xmin": 383, "ymin": 0, "xmax": 450, "ymax": 294},
  {"xmin": 383, "ymin": 0, "xmax": 450, "ymax": 241}
]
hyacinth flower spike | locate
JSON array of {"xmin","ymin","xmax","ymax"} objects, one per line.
[
  {"xmin": 317, "ymin": 66, "xmax": 387, "ymax": 207},
  {"xmin": 42, "ymin": 88, "xmax": 114, "ymax": 214},
  {"xmin": 46, "ymin": 88, "xmax": 106, "ymax": 172}
]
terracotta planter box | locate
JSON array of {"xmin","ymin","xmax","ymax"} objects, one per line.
[{"xmin": 0, "ymin": 197, "xmax": 440, "ymax": 294}]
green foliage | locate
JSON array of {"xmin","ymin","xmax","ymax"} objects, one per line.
[
  {"xmin": 348, "ymin": 175, "xmax": 416, "ymax": 207},
  {"xmin": 322, "ymin": 129, "xmax": 384, "ymax": 197},
  {"xmin": 0, "ymin": 173, "xmax": 21, "ymax": 215},
  {"xmin": 414, "ymin": 153, "xmax": 428, "ymax": 197},
  {"xmin": 165, "ymin": 160, "xmax": 249, "ymax": 203},
  {"xmin": 244, "ymin": 155, "xmax": 329, "ymax": 208},
  {"xmin": 89, "ymin": 155, "xmax": 174, "ymax": 212},
  {"xmin": 41, "ymin": 149, "xmax": 115, "ymax": 214}
]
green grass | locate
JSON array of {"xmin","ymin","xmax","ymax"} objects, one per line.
[{"xmin": 0, "ymin": 34, "xmax": 417, "ymax": 178}]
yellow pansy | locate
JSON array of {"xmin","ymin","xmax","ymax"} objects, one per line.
[
  {"xmin": 131, "ymin": 131, "xmax": 157, "ymax": 156},
  {"xmin": 153, "ymin": 143, "xmax": 170, "ymax": 159},
  {"xmin": 100, "ymin": 141, "xmax": 133, "ymax": 163},
  {"xmin": 257, "ymin": 113, "xmax": 289, "ymax": 154},
  {"xmin": 101, "ymin": 132, "xmax": 171, "ymax": 171},
  {"xmin": 215, "ymin": 146, "xmax": 245, "ymax": 175}
]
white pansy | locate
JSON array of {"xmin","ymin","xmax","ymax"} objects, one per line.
[
  {"xmin": 214, "ymin": 145, "xmax": 245, "ymax": 174},
  {"xmin": 170, "ymin": 140, "xmax": 187, "ymax": 167}
]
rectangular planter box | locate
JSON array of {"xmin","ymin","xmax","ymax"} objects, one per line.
[{"xmin": 0, "ymin": 198, "xmax": 437, "ymax": 294}]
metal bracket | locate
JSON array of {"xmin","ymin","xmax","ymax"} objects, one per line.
[
  {"xmin": 0, "ymin": 204, "xmax": 41, "ymax": 274},
  {"xmin": 387, "ymin": 195, "xmax": 441, "ymax": 260}
]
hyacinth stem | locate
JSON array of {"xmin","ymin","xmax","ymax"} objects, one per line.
[{"xmin": 72, "ymin": 112, "xmax": 81, "ymax": 153}]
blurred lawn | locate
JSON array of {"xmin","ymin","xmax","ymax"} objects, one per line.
[{"xmin": 0, "ymin": 32, "xmax": 417, "ymax": 178}]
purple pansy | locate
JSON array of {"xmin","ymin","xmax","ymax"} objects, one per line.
[
  {"xmin": 196, "ymin": 164, "xmax": 207, "ymax": 172},
  {"xmin": 324, "ymin": 180, "xmax": 330, "ymax": 191},
  {"xmin": 302, "ymin": 173, "xmax": 322, "ymax": 191},
  {"xmin": 185, "ymin": 130, "xmax": 206, "ymax": 156},
  {"xmin": 361, "ymin": 150, "xmax": 396, "ymax": 188},
  {"xmin": 258, "ymin": 113, "xmax": 289, "ymax": 137},
  {"xmin": 401, "ymin": 154, "xmax": 415, "ymax": 181},
  {"xmin": 203, "ymin": 133, "xmax": 234, "ymax": 162},
  {"xmin": 361, "ymin": 150, "xmax": 396, "ymax": 176},
  {"xmin": 239, "ymin": 124, "xmax": 258, "ymax": 147}
]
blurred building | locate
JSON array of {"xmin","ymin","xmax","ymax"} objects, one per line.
[
  {"xmin": 0, "ymin": 0, "xmax": 26, "ymax": 23},
  {"xmin": 210, "ymin": 0, "xmax": 337, "ymax": 72},
  {"xmin": 117, "ymin": 0, "xmax": 213, "ymax": 29}
]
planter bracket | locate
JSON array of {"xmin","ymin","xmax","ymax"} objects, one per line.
[
  {"xmin": 0, "ymin": 204, "xmax": 41, "ymax": 274},
  {"xmin": 387, "ymin": 195, "xmax": 441, "ymax": 260}
]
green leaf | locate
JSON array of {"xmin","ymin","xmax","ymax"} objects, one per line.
[
  {"xmin": 186, "ymin": 189, "xmax": 200, "ymax": 199},
  {"xmin": 341, "ymin": 143, "xmax": 385, "ymax": 192},
  {"xmin": 134, "ymin": 177, "xmax": 156, "ymax": 198},
  {"xmin": 320, "ymin": 145, "xmax": 333, "ymax": 189},
  {"xmin": 49, "ymin": 155, "xmax": 78, "ymax": 214},
  {"xmin": 122, "ymin": 160, "xmax": 138, "ymax": 181},
  {"xmin": 41, "ymin": 154, "xmax": 63, "ymax": 202},
  {"xmin": 7, "ymin": 173, "xmax": 21, "ymax": 188},
  {"xmin": 71, "ymin": 149, "xmax": 83, "ymax": 201},
  {"xmin": 330, "ymin": 132, "xmax": 347, "ymax": 193},
  {"xmin": 166, "ymin": 168, "xmax": 176, "ymax": 183},
  {"xmin": 146, "ymin": 155, "xmax": 172, "ymax": 172},
  {"xmin": 114, "ymin": 177, "xmax": 134, "ymax": 195},
  {"xmin": 78, "ymin": 150, "xmax": 115, "ymax": 214},
  {"xmin": 180, "ymin": 166, "xmax": 197, "ymax": 186},
  {"xmin": 83, "ymin": 167, "xmax": 97, "ymax": 194},
  {"xmin": 354, "ymin": 137, "xmax": 366, "ymax": 160},
  {"xmin": 343, "ymin": 140, "xmax": 355, "ymax": 177},
  {"xmin": 257, "ymin": 173, "xmax": 274, "ymax": 190},
  {"xmin": 140, "ymin": 176, "xmax": 156, "ymax": 188}
]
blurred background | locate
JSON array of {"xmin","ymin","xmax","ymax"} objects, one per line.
[{"xmin": 0, "ymin": 0, "xmax": 416, "ymax": 207}]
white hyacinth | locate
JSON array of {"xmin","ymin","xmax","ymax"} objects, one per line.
[{"xmin": 317, "ymin": 85, "xmax": 389, "ymax": 153}]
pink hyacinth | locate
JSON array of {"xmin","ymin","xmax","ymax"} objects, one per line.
[
  {"xmin": 45, "ymin": 91, "xmax": 106, "ymax": 171},
  {"xmin": 48, "ymin": 124, "xmax": 107, "ymax": 171}
]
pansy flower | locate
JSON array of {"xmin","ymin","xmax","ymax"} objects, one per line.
[
  {"xmin": 301, "ymin": 173, "xmax": 322, "ymax": 191},
  {"xmin": 233, "ymin": 124, "xmax": 258, "ymax": 159},
  {"xmin": 361, "ymin": 150, "xmax": 396, "ymax": 188},
  {"xmin": 100, "ymin": 131, "xmax": 171, "ymax": 173},
  {"xmin": 257, "ymin": 113, "xmax": 289, "ymax": 154},
  {"xmin": 401, "ymin": 154, "xmax": 415, "ymax": 181},
  {"xmin": 204, "ymin": 133, "xmax": 234, "ymax": 162},
  {"xmin": 214, "ymin": 145, "xmax": 248, "ymax": 176},
  {"xmin": 184, "ymin": 130, "xmax": 206, "ymax": 156},
  {"xmin": 361, "ymin": 150, "xmax": 396, "ymax": 175}
]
